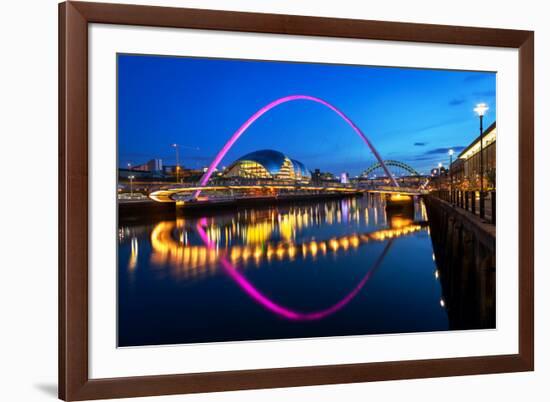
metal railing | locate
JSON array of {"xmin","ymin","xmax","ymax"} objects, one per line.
[{"xmin": 432, "ymin": 190, "xmax": 496, "ymax": 224}]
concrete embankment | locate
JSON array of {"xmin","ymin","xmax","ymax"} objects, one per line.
[
  {"xmin": 424, "ymin": 195, "xmax": 496, "ymax": 330},
  {"xmin": 118, "ymin": 200, "xmax": 176, "ymax": 224},
  {"xmin": 119, "ymin": 192, "xmax": 363, "ymax": 222}
]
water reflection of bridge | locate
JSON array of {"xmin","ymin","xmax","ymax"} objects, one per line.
[
  {"xmin": 122, "ymin": 195, "xmax": 430, "ymax": 276},
  {"xmin": 121, "ymin": 194, "xmax": 433, "ymax": 323},
  {"xmin": 141, "ymin": 218, "xmax": 424, "ymax": 280}
]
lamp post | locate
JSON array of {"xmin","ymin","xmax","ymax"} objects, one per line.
[
  {"xmin": 438, "ymin": 162, "xmax": 442, "ymax": 191},
  {"xmin": 448, "ymin": 149, "xmax": 454, "ymax": 202},
  {"xmin": 474, "ymin": 102, "xmax": 489, "ymax": 217},
  {"xmin": 129, "ymin": 175, "xmax": 135, "ymax": 197},
  {"xmin": 172, "ymin": 143, "xmax": 180, "ymax": 183}
]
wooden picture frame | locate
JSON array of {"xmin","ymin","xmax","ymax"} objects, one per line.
[{"xmin": 59, "ymin": 1, "xmax": 534, "ymax": 400}]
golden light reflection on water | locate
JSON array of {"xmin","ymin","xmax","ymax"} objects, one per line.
[
  {"xmin": 128, "ymin": 237, "xmax": 138, "ymax": 271},
  {"xmin": 121, "ymin": 196, "xmax": 428, "ymax": 280},
  {"xmin": 145, "ymin": 220, "xmax": 423, "ymax": 279}
]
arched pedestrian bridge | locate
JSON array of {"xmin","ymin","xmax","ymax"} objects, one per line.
[{"xmin": 145, "ymin": 95, "xmax": 429, "ymax": 204}]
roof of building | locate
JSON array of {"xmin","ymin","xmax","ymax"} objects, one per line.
[
  {"xmin": 232, "ymin": 150, "xmax": 287, "ymax": 175},
  {"xmin": 457, "ymin": 121, "xmax": 497, "ymax": 160},
  {"xmin": 290, "ymin": 159, "xmax": 311, "ymax": 178}
]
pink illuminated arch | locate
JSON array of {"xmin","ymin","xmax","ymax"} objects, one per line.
[
  {"xmin": 193, "ymin": 95, "xmax": 399, "ymax": 199},
  {"xmin": 196, "ymin": 219, "xmax": 393, "ymax": 321}
]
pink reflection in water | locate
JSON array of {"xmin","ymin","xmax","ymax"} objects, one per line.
[{"xmin": 196, "ymin": 218, "xmax": 393, "ymax": 321}]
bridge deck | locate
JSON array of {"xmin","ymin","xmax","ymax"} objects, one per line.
[{"xmin": 148, "ymin": 184, "xmax": 426, "ymax": 203}]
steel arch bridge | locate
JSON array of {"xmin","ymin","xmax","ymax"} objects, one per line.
[
  {"xmin": 191, "ymin": 94, "xmax": 399, "ymax": 200},
  {"xmin": 362, "ymin": 160, "xmax": 420, "ymax": 178}
]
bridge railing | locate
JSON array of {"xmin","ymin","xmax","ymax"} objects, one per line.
[
  {"xmin": 431, "ymin": 190, "xmax": 496, "ymax": 224},
  {"xmin": 374, "ymin": 186, "xmax": 428, "ymax": 195}
]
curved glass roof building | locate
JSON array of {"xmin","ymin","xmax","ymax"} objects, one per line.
[{"xmin": 224, "ymin": 149, "xmax": 311, "ymax": 182}]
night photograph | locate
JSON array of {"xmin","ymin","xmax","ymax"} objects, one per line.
[{"xmin": 117, "ymin": 54, "xmax": 497, "ymax": 347}]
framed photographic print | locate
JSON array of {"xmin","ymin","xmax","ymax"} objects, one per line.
[{"xmin": 59, "ymin": 1, "xmax": 534, "ymax": 400}]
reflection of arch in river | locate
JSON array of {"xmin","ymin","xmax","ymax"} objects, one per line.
[
  {"xmin": 148, "ymin": 218, "xmax": 422, "ymax": 279},
  {"xmin": 196, "ymin": 218, "xmax": 394, "ymax": 321}
]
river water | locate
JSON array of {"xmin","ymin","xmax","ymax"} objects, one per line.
[{"xmin": 118, "ymin": 194, "xmax": 449, "ymax": 347}]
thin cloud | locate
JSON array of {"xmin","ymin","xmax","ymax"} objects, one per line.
[
  {"xmin": 381, "ymin": 117, "xmax": 468, "ymax": 136},
  {"xmin": 423, "ymin": 145, "xmax": 465, "ymax": 155},
  {"xmin": 409, "ymin": 155, "xmax": 441, "ymax": 162},
  {"xmin": 464, "ymin": 74, "xmax": 492, "ymax": 83},
  {"xmin": 449, "ymin": 98, "xmax": 466, "ymax": 106},
  {"xmin": 472, "ymin": 89, "xmax": 496, "ymax": 97}
]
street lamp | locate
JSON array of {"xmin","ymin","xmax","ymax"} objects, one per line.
[
  {"xmin": 172, "ymin": 143, "xmax": 180, "ymax": 183},
  {"xmin": 438, "ymin": 162, "xmax": 443, "ymax": 191},
  {"xmin": 128, "ymin": 175, "xmax": 135, "ymax": 197},
  {"xmin": 474, "ymin": 102, "xmax": 489, "ymax": 217},
  {"xmin": 448, "ymin": 149, "xmax": 454, "ymax": 201}
]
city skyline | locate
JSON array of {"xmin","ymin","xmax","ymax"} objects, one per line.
[{"xmin": 118, "ymin": 54, "xmax": 496, "ymax": 176}]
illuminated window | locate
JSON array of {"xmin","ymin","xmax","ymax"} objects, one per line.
[
  {"xmin": 225, "ymin": 161, "xmax": 272, "ymax": 179},
  {"xmin": 275, "ymin": 157, "xmax": 296, "ymax": 181}
]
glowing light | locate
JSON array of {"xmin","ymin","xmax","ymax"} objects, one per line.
[
  {"xmin": 230, "ymin": 247, "xmax": 241, "ymax": 261},
  {"xmin": 389, "ymin": 193, "xmax": 411, "ymax": 202},
  {"xmin": 288, "ymin": 245, "xmax": 296, "ymax": 260},
  {"xmin": 390, "ymin": 217, "xmax": 412, "ymax": 229},
  {"xmin": 128, "ymin": 237, "xmax": 138, "ymax": 271},
  {"xmin": 148, "ymin": 218, "xmax": 423, "ymax": 279},
  {"xmin": 253, "ymin": 246, "xmax": 263, "ymax": 261},
  {"xmin": 474, "ymin": 102, "xmax": 489, "ymax": 117},
  {"xmin": 310, "ymin": 241, "xmax": 318, "ymax": 257},
  {"xmin": 340, "ymin": 237, "xmax": 350, "ymax": 250},
  {"xmin": 440, "ymin": 298, "xmax": 446, "ymax": 308},
  {"xmin": 276, "ymin": 246, "xmax": 285, "ymax": 260}
]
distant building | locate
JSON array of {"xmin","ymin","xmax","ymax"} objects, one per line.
[
  {"xmin": 119, "ymin": 168, "xmax": 154, "ymax": 180},
  {"xmin": 132, "ymin": 158, "xmax": 163, "ymax": 173},
  {"xmin": 162, "ymin": 165, "xmax": 177, "ymax": 175},
  {"xmin": 162, "ymin": 165, "xmax": 204, "ymax": 182},
  {"xmin": 340, "ymin": 172, "xmax": 350, "ymax": 184},
  {"xmin": 224, "ymin": 150, "xmax": 311, "ymax": 182},
  {"xmin": 312, "ymin": 168, "xmax": 336, "ymax": 183},
  {"xmin": 451, "ymin": 121, "xmax": 496, "ymax": 189}
]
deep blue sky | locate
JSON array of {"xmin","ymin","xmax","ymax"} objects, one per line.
[{"xmin": 118, "ymin": 54, "xmax": 496, "ymax": 176}]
